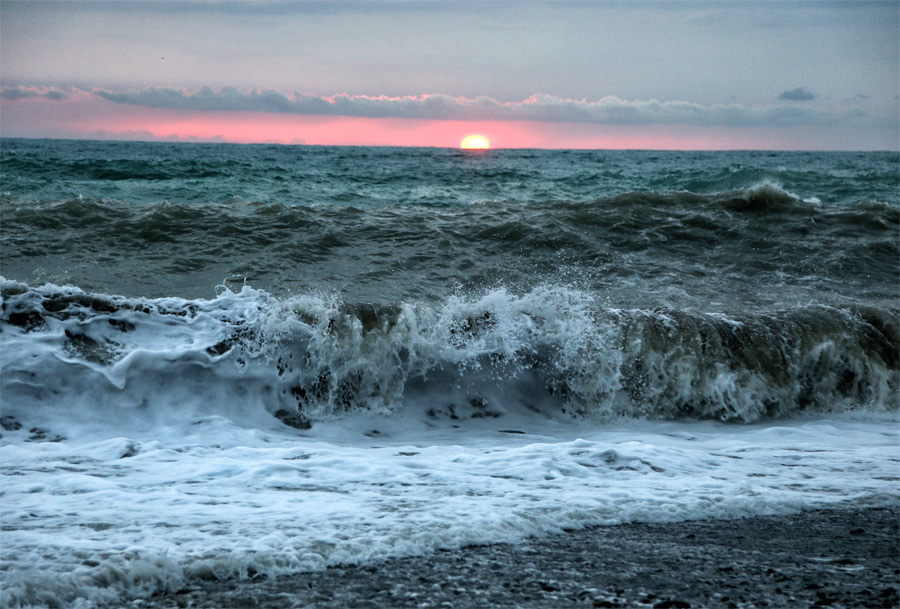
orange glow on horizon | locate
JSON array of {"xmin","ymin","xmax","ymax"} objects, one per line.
[{"xmin": 4, "ymin": 95, "xmax": 876, "ymax": 150}]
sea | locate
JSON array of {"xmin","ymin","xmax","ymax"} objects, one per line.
[{"xmin": 1, "ymin": 138, "xmax": 898, "ymax": 608}]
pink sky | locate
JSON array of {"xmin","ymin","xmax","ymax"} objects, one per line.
[
  {"xmin": 2, "ymin": 92, "xmax": 891, "ymax": 150},
  {"xmin": 1, "ymin": 2, "xmax": 897, "ymax": 150}
]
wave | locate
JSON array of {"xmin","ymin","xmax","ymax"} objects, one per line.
[
  {"xmin": 2, "ymin": 151, "xmax": 229, "ymax": 182},
  {"xmin": 4, "ymin": 181, "xmax": 896, "ymax": 239},
  {"xmin": 2, "ymin": 280, "xmax": 896, "ymax": 435},
  {"xmin": 3, "ymin": 183, "xmax": 896, "ymax": 292}
]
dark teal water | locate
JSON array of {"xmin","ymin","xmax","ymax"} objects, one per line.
[
  {"xmin": 1, "ymin": 139, "xmax": 897, "ymax": 311},
  {"xmin": 1, "ymin": 138, "xmax": 897, "ymax": 421}
]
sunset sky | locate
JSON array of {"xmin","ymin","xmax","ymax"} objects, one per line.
[{"xmin": 1, "ymin": 1, "xmax": 897, "ymax": 150}]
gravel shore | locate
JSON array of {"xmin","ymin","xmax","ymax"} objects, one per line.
[{"xmin": 136, "ymin": 503, "xmax": 899, "ymax": 609}]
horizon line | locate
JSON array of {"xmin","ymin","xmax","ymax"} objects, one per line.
[{"xmin": 2, "ymin": 135, "xmax": 897, "ymax": 154}]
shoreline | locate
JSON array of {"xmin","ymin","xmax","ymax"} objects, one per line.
[{"xmin": 135, "ymin": 503, "xmax": 899, "ymax": 609}]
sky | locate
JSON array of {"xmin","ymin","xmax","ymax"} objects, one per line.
[{"xmin": 1, "ymin": 0, "xmax": 898, "ymax": 150}]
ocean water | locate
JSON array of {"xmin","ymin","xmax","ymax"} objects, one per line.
[{"xmin": 1, "ymin": 139, "xmax": 898, "ymax": 607}]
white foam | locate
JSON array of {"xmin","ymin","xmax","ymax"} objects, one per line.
[
  {"xmin": 2, "ymin": 280, "xmax": 895, "ymax": 428},
  {"xmin": 2, "ymin": 410, "xmax": 898, "ymax": 608},
  {"xmin": 2, "ymin": 280, "xmax": 898, "ymax": 607}
]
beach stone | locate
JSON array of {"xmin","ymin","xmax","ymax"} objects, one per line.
[
  {"xmin": 133, "ymin": 504, "xmax": 899, "ymax": 609},
  {"xmin": 0, "ymin": 416, "xmax": 22, "ymax": 431},
  {"xmin": 274, "ymin": 408, "xmax": 311, "ymax": 430}
]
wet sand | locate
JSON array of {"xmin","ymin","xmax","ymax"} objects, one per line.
[{"xmin": 136, "ymin": 503, "xmax": 899, "ymax": 609}]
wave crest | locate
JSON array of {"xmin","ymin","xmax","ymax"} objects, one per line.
[{"xmin": 2, "ymin": 281, "xmax": 897, "ymax": 432}]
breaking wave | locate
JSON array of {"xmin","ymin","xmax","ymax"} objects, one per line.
[{"xmin": 2, "ymin": 279, "xmax": 896, "ymax": 434}]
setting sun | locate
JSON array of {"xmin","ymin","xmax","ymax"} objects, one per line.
[{"xmin": 461, "ymin": 134, "xmax": 490, "ymax": 149}]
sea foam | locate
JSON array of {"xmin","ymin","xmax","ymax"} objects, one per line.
[{"xmin": 2, "ymin": 280, "xmax": 896, "ymax": 433}]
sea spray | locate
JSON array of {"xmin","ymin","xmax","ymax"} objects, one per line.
[{"xmin": 3, "ymin": 280, "xmax": 896, "ymax": 432}]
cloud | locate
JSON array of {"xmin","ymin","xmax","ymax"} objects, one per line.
[
  {"xmin": 3, "ymin": 84, "xmax": 867, "ymax": 129},
  {"xmin": 90, "ymin": 86, "xmax": 862, "ymax": 128},
  {"xmin": 778, "ymin": 87, "xmax": 817, "ymax": 101},
  {"xmin": 1, "ymin": 86, "xmax": 69, "ymax": 101}
]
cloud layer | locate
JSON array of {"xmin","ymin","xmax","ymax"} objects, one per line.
[
  {"xmin": 93, "ymin": 87, "xmax": 862, "ymax": 127},
  {"xmin": 778, "ymin": 87, "xmax": 817, "ymax": 101},
  {"xmin": 3, "ymin": 85, "xmax": 867, "ymax": 128},
  {"xmin": 1, "ymin": 86, "xmax": 69, "ymax": 101}
]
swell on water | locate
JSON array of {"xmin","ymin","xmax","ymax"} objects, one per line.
[
  {"xmin": 2, "ymin": 180, "xmax": 897, "ymax": 311},
  {"xmin": 2, "ymin": 280, "xmax": 896, "ymax": 432},
  {"xmin": 3, "ymin": 180, "xmax": 897, "ymax": 233}
]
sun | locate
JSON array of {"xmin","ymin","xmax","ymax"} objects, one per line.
[{"xmin": 461, "ymin": 135, "xmax": 490, "ymax": 150}]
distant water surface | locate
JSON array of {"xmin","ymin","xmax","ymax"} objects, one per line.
[{"xmin": 1, "ymin": 139, "xmax": 897, "ymax": 608}]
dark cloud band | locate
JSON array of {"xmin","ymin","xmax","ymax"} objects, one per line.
[
  {"xmin": 93, "ymin": 87, "xmax": 863, "ymax": 127},
  {"xmin": 3, "ymin": 85, "xmax": 866, "ymax": 128},
  {"xmin": 779, "ymin": 87, "xmax": 817, "ymax": 101},
  {"xmin": 1, "ymin": 87, "xmax": 69, "ymax": 101}
]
